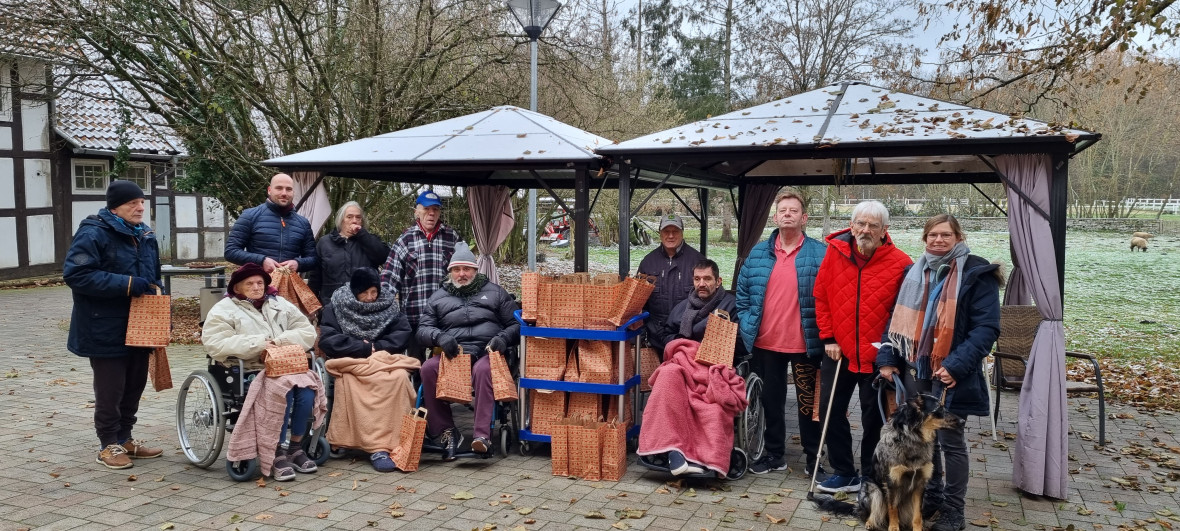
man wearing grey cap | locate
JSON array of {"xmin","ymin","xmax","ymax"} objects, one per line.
[{"xmin": 637, "ymin": 214, "xmax": 704, "ymax": 357}]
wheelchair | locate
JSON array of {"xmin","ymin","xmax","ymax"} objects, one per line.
[
  {"xmin": 175, "ymin": 355, "xmax": 332, "ymax": 481},
  {"xmin": 636, "ymin": 350, "xmax": 765, "ymax": 480},
  {"xmin": 415, "ymin": 348, "xmax": 521, "ymax": 460}
]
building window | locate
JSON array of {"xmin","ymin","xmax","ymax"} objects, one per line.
[
  {"xmin": 73, "ymin": 160, "xmax": 109, "ymax": 193},
  {"xmin": 121, "ymin": 163, "xmax": 151, "ymax": 194}
]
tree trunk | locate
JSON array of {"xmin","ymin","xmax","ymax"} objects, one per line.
[{"xmin": 719, "ymin": 194, "xmax": 734, "ymax": 243}]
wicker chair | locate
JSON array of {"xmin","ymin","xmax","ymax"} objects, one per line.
[{"xmin": 992, "ymin": 305, "xmax": 1106, "ymax": 445}]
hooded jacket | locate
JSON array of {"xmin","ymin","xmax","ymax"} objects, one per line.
[
  {"xmin": 225, "ymin": 201, "xmax": 317, "ymax": 272},
  {"xmin": 877, "ymin": 255, "xmax": 1002, "ymax": 417},
  {"xmin": 814, "ymin": 228, "xmax": 912, "ymax": 374},
  {"xmin": 63, "ymin": 209, "xmax": 162, "ymax": 358}
]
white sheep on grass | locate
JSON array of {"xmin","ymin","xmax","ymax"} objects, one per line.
[
  {"xmin": 1133, "ymin": 231, "xmax": 1155, "ymax": 239},
  {"xmin": 1130, "ymin": 236, "xmax": 1149, "ymax": 252}
]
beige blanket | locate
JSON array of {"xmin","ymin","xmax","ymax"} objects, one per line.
[
  {"xmin": 226, "ymin": 370, "xmax": 328, "ymax": 475},
  {"xmin": 325, "ymin": 351, "xmax": 421, "ymax": 453}
]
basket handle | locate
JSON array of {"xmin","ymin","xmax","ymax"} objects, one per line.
[
  {"xmin": 712, "ymin": 309, "xmax": 731, "ymax": 320},
  {"xmin": 412, "ymin": 407, "xmax": 428, "ymax": 419}
]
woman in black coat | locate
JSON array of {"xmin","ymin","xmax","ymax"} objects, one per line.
[
  {"xmin": 319, "ymin": 269, "xmax": 412, "ymax": 358},
  {"xmin": 309, "ymin": 201, "xmax": 390, "ymax": 303}
]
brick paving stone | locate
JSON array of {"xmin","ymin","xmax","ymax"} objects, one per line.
[{"xmin": 4, "ymin": 279, "xmax": 1180, "ymax": 530}]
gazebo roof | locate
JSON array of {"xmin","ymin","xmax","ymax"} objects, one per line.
[
  {"xmin": 264, "ymin": 105, "xmax": 624, "ymax": 188},
  {"xmin": 598, "ymin": 81, "xmax": 1100, "ymax": 185}
]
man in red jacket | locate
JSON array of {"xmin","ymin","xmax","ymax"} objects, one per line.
[{"xmin": 813, "ymin": 200, "xmax": 912, "ymax": 493}]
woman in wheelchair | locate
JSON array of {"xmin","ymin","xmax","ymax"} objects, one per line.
[
  {"xmin": 201, "ymin": 262, "xmax": 325, "ymax": 482},
  {"xmin": 319, "ymin": 268, "xmax": 420, "ymax": 472}
]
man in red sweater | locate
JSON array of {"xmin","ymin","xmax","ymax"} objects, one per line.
[{"xmin": 813, "ymin": 200, "xmax": 912, "ymax": 493}]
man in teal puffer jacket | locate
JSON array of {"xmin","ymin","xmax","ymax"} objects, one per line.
[{"xmin": 735, "ymin": 189, "xmax": 826, "ymax": 475}]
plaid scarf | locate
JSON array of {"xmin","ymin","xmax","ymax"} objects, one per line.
[{"xmin": 886, "ymin": 242, "xmax": 969, "ymax": 379}]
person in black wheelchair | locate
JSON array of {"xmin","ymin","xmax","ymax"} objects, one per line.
[
  {"xmin": 415, "ymin": 243, "xmax": 520, "ymax": 460},
  {"xmin": 201, "ymin": 262, "xmax": 325, "ymax": 482},
  {"xmin": 319, "ymin": 268, "xmax": 420, "ymax": 472}
]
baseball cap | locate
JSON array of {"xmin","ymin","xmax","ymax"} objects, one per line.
[
  {"xmin": 658, "ymin": 214, "xmax": 684, "ymax": 230},
  {"xmin": 416, "ymin": 190, "xmax": 442, "ymax": 208}
]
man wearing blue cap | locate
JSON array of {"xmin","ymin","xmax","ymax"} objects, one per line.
[{"xmin": 380, "ymin": 190, "xmax": 460, "ymax": 359}]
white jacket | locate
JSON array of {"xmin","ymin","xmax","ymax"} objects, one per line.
[{"xmin": 202, "ymin": 295, "xmax": 317, "ymax": 369}]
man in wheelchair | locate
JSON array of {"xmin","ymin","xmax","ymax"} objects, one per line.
[
  {"xmin": 415, "ymin": 243, "xmax": 520, "ymax": 460},
  {"xmin": 647, "ymin": 259, "xmax": 736, "ymax": 356}
]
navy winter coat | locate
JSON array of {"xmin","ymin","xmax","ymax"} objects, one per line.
[
  {"xmin": 63, "ymin": 209, "xmax": 162, "ymax": 358},
  {"xmin": 308, "ymin": 229, "xmax": 390, "ymax": 302},
  {"xmin": 637, "ymin": 243, "xmax": 705, "ymax": 339},
  {"xmin": 225, "ymin": 201, "xmax": 318, "ymax": 271},
  {"xmin": 876, "ymin": 255, "xmax": 1001, "ymax": 417},
  {"xmin": 735, "ymin": 230, "xmax": 825, "ymax": 358},
  {"xmin": 415, "ymin": 280, "xmax": 521, "ymax": 356}
]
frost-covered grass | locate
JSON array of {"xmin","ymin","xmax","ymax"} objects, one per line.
[{"xmin": 588, "ymin": 227, "xmax": 1180, "ymax": 362}]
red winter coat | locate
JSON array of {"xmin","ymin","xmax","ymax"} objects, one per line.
[{"xmin": 814, "ymin": 229, "xmax": 912, "ymax": 373}]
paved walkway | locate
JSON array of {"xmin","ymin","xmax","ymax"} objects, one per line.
[{"xmin": 1, "ymin": 279, "xmax": 1177, "ymax": 531}]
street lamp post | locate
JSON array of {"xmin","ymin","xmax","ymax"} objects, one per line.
[{"xmin": 508, "ymin": 0, "xmax": 561, "ymax": 272}]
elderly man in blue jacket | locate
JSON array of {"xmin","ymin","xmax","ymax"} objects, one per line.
[
  {"xmin": 225, "ymin": 173, "xmax": 317, "ymax": 274},
  {"xmin": 64, "ymin": 180, "xmax": 165, "ymax": 470},
  {"xmin": 735, "ymin": 189, "xmax": 826, "ymax": 476}
]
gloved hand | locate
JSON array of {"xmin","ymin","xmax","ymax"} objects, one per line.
[
  {"xmin": 438, "ymin": 334, "xmax": 460, "ymax": 359},
  {"xmin": 487, "ymin": 336, "xmax": 507, "ymax": 354},
  {"xmin": 130, "ymin": 276, "xmax": 154, "ymax": 296}
]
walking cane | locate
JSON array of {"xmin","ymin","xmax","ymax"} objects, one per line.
[{"xmin": 808, "ymin": 355, "xmax": 844, "ymax": 499}]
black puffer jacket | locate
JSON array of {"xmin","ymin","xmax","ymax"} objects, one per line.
[
  {"xmin": 308, "ymin": 229, "xmax": 390, "ymax": 302},
  {"xmin": 637, "ymin": 243, "xmax": 705, "ymax": 339},
  {"xmin": 415, "ymin": 279, "xmax": 521, "ymax": 356}
]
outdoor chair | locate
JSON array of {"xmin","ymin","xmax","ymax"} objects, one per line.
[{"xmin": 992, "ymin": 305, "xmax": 1106, "ymax": 445}]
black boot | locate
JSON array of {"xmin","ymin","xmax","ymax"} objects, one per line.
[
  {"xmin": 930, "ymin": 508, "xmax": 965, "ymax": 531},
  {"xmin": 922, "ymin": 479, "xmax": 945, "ymax": 519}
]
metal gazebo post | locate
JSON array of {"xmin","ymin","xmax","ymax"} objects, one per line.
[{"xmin": 508, "ymin": 0, "xmax": 562, "ymax": 272}]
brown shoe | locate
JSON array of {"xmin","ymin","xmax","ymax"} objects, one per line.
[
  {"xmin": 97, "ymin": 444, "xmax": 133, "ymax": 469},
  {"xmin": 121, "ymin": 439, "xmax": 163, "ymax": 459}
]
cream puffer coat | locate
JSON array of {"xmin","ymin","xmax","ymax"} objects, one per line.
[{"xmin": 202, "ymin": 295, "xmax": 317, "ymax": 370}]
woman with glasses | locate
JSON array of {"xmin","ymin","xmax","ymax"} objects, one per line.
[{"xmin": 876, "ymin": 214, "xmax": 1002, "ymax": 531}]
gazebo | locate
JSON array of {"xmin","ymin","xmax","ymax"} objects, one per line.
[
  {"xmin": 264, "ymin": 105, "xmax": 725, "ymax": 276},
  {"xmin": 598, "ymin": 80, "xmax": 1100, "ymax": 499}
]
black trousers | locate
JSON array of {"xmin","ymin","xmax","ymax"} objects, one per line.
[
  {"xmin": 89, "ymin": 351, "xmax": 151, "ymax": 448},
  {"xmin": 754, "ymin": 347, "xmax": 821, "ymax": 461},
  {"xmin": 819, "ymin": 355, "xmax": 883, "ymax": 477}
]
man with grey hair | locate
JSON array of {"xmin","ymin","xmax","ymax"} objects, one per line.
[
  {"xmin": 812, "ymin": 200, "xmax": 912, "ymax": 493},
  {"xmin": 309, "ymin": 201, "xmax": 390, "ymax": 302}
]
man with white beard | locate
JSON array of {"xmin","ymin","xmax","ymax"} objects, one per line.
[{"xmin": 812, "ymin": 200, "xmax": 912, "ymax": 494}]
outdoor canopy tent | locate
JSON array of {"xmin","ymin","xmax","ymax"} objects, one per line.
[
  {"xmin": 263, "ymin": 105, "xmax": 727, "ymax": 276},
  {"xmin": 598, "ymin": 80, "xmax": 1100, "ymax": 499}
]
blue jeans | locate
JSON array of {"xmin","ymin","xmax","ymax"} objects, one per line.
[{"xmin": 279, "ymin": 386, "xmax": 316, "ymax": 445}]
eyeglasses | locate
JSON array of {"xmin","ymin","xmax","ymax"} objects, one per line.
[{"xmin": 852, "ymin": 220, "xmax": 883, "ymax": 231}]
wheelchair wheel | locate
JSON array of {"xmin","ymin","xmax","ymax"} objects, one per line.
[
  {"xmin": 740, "ymin": 373, "xmax": 766, "ymax": 463},
  {"xmin": 176, "ymin": 371, "xmax": 226, "ymax": 468},
  {"xmin": 226, "ymin": 458, "xmax": 259, "ymax": 482},
  {"xmin": 726, "ymin": 448, "xmax": 748, "ymax": 480},
  {"xmin": 302, "ymin": 435, "xmax": 331, "ymax": 466}
]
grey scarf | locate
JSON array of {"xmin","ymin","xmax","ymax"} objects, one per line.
[
  {"xmin": 329, "ymin": 282, "xmax": 400, "ymax": 341},
  {"xmin": 679, "ymin": 287, "xmax": 726, "ymax": 338}
]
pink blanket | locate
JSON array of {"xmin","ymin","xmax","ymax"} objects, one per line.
[
  {"xmin": 226, "ymin": 370, "xmax": 328, "ymax": 475},
  {"xmin": 638, "ymin": 339, "xmax": 748, "ymax": 474}
]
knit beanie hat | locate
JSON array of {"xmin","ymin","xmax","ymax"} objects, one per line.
[
  {"xmin": 448, "ymin": 242, "xmax": 478, "ymax": 270},
  {"xmin": 106, "ymin": 180, "xmax": 145, "ymax": 209},
  {"xmin": 349, "ymin": 268, "xmax": 381, "ymax": 297}
]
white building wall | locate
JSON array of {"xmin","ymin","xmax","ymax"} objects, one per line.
[
  {"xmin": 0, "ymin": 158, "xmax": 13, "ymax": 209},
  {"xmin": 23, "ymin": 159, "xmax": 51, "ymax": 208},
  {"xmin": 20, "ymin": 100, "xmax": 49, "ymax": 151},
  {"xmin": 0, "ymin": 218, "xmax": 16, "ymax": 268},
  {"xmin": 26, "ymin": 214, "xmax": 54, "ymax": 265}
]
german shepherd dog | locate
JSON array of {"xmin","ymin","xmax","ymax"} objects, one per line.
[{"xmin": 814, "ymin": 395, "xmax": 964, "ymax": 531}]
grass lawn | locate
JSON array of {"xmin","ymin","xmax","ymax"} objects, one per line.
[{"xmin": 589, "ymin": 227, "xmax": 1180, "ymax": 363}]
